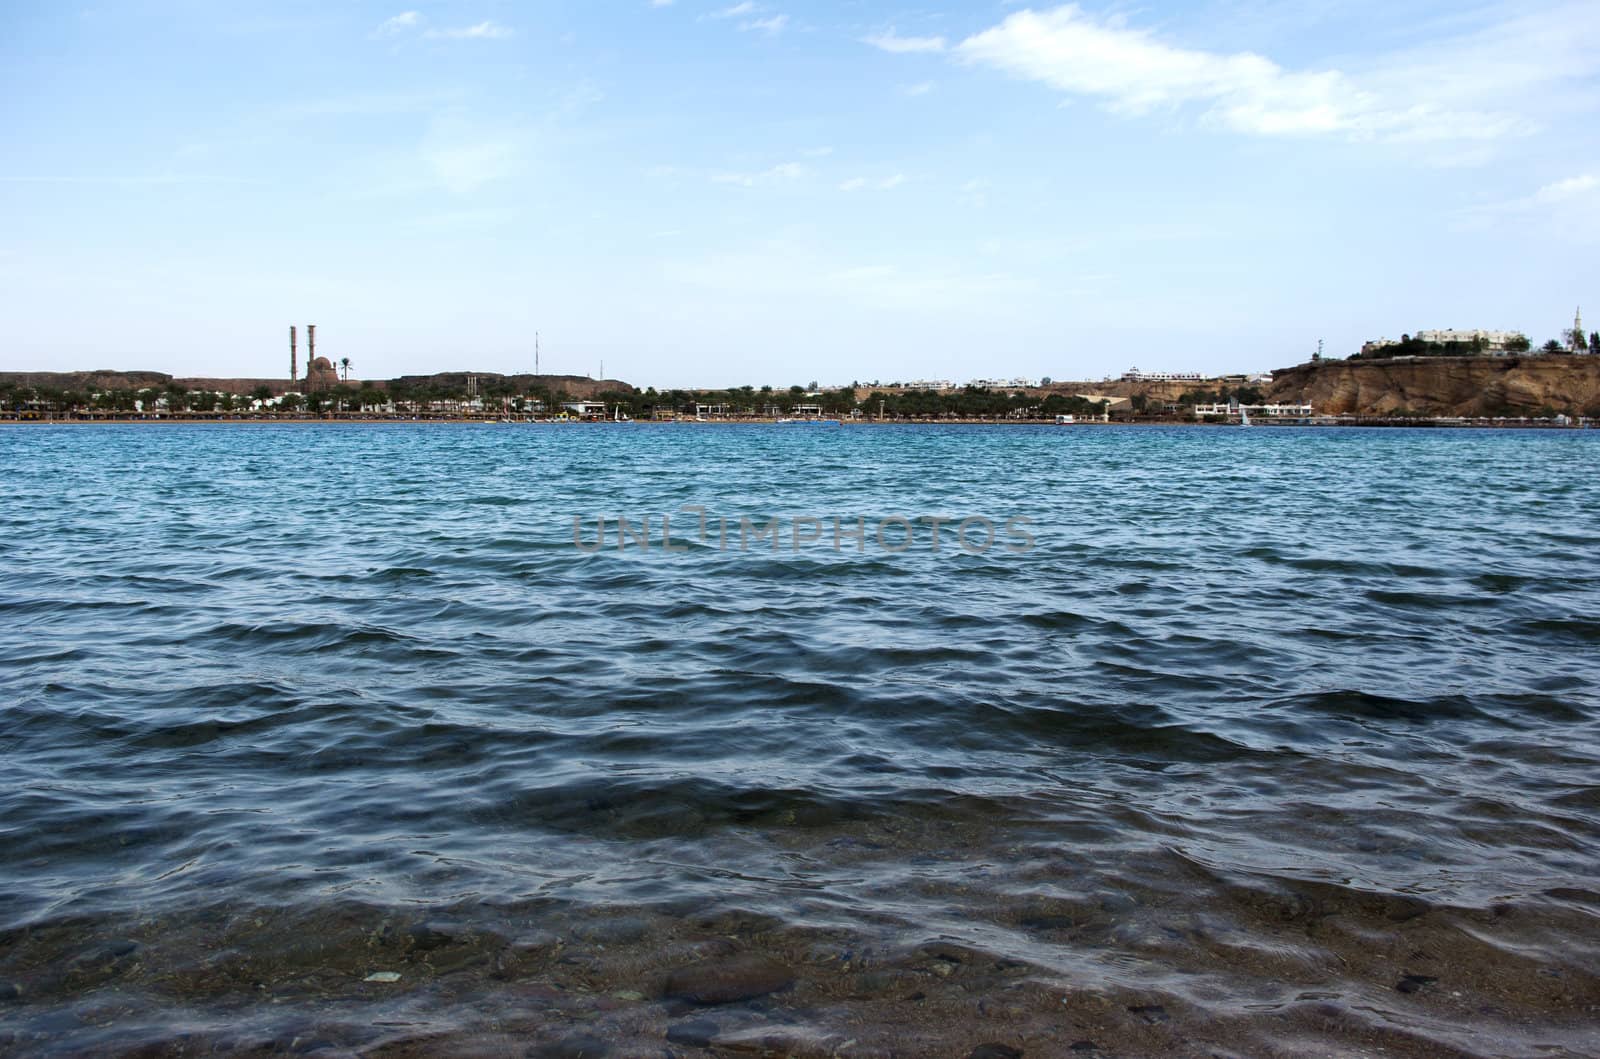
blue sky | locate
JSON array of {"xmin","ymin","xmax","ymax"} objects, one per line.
[{"xmin": 2, "ymin": 1, "xmax": 1596, "ymax": 387}]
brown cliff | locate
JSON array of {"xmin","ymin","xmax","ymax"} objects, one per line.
[{"xmin": 1267, "ymin": 355, "xmax": 1600, "ymax": 417}]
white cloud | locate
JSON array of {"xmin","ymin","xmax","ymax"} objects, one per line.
[
  {"xmin": 839, "ymin": 174, "xmax": 906, "ymax": 192},
  {"xmin": 650, "ymin": 0, "xmax": 674, "ymax": 6},
  {"xmin": 425, "ymin": 20, "xmax": 514, "ymax": 40},
  {"xmin": 371, "ymin": 11, "xmax": 421, "ymax": 38},
  {"xmin": 801, "ymin": 146, "xmax": 834, "ymax": 157},
  {"xmin": 711, "ymin": 162, "xmax": 804, "ymax": 187},
  {"xmin": 741, "ymin": 14, "xmax": 788, "ymax": 36},
  {"xmin": 710, "ymin": 2, "xmax": 757, "ymax": 18},
  {"xmin": 1454, "ymin": 172, "xmax": 1600, "ymax": 241},
  {"xmin": 1534, "ymin": 173, "xmax": 1598, "ymax": 203},
  {"xmin": 948, "ymin": 4, "xmax": 1545, "ymax": 142},
  {"xmin": 899, "ymin": 81, "xmax": 935, "ymax": 97},
  {"xmin": 418, "ymin": 119, "xmax": 524, "ymax": 194},
  {"xmin": 864, "ymin": 30, "xmax": 947, "ymax": 54}
]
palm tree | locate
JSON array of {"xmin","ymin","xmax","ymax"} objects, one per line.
[{"xmin": 340, "ymin": 357, "xmax": 352, "ymax": 381}]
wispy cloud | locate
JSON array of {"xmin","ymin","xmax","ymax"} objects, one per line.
[
  {"xmin": 1535, "ymin": 173, "xmax": 1599, "ymax": 202},
  {"xmin": 425, "ymin": 20, "xmax": 514, "ymax": 40},
  {"xmin": 839, "ymin": 174, "xmax": 906, "ymax": 192},
  {"xmin": 703, "ymin": 2, "xmax": 785, "ymax": 34},
  {"xmin": 741, "ymin": 14, "xmax": 788, "ymax": 36},
  {"xmin": 899, "ymin": 81, "xmax": 935, "ymax": 97},
  {"xmin": 370, "ymin": 12, "xmax": 513, "ymax": 42},
  {"xmin": 1473, "ymin": 172, "xmax": 1600, "ymax": 213},
  {"xmin": 1455, "ymin": 171, "xmax": 1600, "ymax": 240},
  {"xmin": 371, "ymin": 11, "xmax": 421, "ymax": 39},
  {"xmin": 416, "ymin": 118, "xmax": 526, "ymax": 194},
  {"xmin": 864, "ymin": 30, "xmax": 947, "ymax": 54},
  {"xmin": 941, "ymin": 3, "xmax": 1597, "ymax": 144},
  {"xmin": 711, "ymin": 162, "xmax": 804, "ymax": 187}
]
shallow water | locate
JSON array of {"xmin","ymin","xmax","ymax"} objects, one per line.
[{"xmin": 1, "ymin": 423, "xmax": 1597, "ymax": 1057}]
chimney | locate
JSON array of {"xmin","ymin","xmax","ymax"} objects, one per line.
[
  {"xmin": 290, "ymin": 326, "xmax": 297, "ymax": 383},
  {"xmin": 307, "ymin": 325, "xmax": 316, "ymax": 381}
]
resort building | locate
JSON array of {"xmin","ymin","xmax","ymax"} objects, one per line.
[
  {"xmin": 1415, "ymin": 329, "xmax": 1523, "ymax": 351},
  {"xmin": 1194, "ymin": 401, "xmax": 1313, "ymax": 418},
  {"xmin": 1364, "ymin": 329, "xmax": 1527, "ymax": 355},
  {"xmin": 1122, "ymin": 367, "xmax": 1205, "ymax": 382}
]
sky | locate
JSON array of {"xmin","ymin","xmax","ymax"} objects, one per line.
[{"xmin": 1, "ymin": 1, "xmax": 1597, "ymax": 388}]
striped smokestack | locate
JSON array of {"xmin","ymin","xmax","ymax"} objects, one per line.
[
  {"xmin": 307, "ymin": 325, "xmax": 316, "ymax": 381},
  {"xmin": 290, "ymin": 326, "xmax": 297, "ymax": 383}
]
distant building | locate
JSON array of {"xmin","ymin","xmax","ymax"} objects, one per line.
[
  {"xmin": 1365, "ymin": 329, "xmax": 1525, "ymax": 356},
  {"xmin": 1415, "ymin": 328, "xmax": 1522, "ymax": 351},
  {"xmin": 1122, "ymin": 367, "xmax": 1204, "ymax": 382},
  {"xmin": 1195, "ymin": 401, "xmax": 1313, "ymax": 418},
  {"xmin": 305, "ymin": 356, "xmax": 340, "ymax": 391},
  {"xmin": 1572, "ymin": 307, "xmax": 1586, "ymax": 353}
]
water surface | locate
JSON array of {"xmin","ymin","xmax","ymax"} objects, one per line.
[{"xmin": 1, "ymin": 424, "xmax": 1597, "ymax": 1057}]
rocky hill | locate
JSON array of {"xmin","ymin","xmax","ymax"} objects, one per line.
[
  {"xmin": 1267, "ymin": 355, "xmax": 1600, "ymax": 417},
  {"xmin": 0, "ymin": 370, "xmax": 634, "ymax": 398},
  {"xmin": 0, "ymin": 370, "xmax": 174, "ymax": 392}
]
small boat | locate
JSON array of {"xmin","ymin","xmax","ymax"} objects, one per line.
[{"xmin": 1240, "ymin": 407, "xmax": 1252, "ymax": 427}]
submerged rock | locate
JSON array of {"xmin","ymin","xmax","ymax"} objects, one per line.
[
  {"xmin": 665, "ymin": 1018, "xmax": 722, "ymax": 1046},
  {"xmin": 529, "ymin": 1033, "xmax": 610, "ymax": 1058},
  {"xmin": 663, "ymin": 953, "xmax": 794, "ymax": 1005}
]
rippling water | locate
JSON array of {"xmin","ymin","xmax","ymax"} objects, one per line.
[{"xmin": 2, "ymin": 423, "xmax": 1597, "ymax": 1057}]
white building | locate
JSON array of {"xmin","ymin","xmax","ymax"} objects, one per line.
[
  {"xmin": 1415, "ymin": 328, "xmax": 1522, "ymax": 351},
  {"xmin": 1122, "ymin": 367, "xmax": 1205, "ymax": 382},
  {"xmin": 1194, "ymin": 401, "xmax": 1313, "ymax": 418}
]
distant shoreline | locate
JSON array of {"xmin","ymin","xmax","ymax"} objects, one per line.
[{"xmin": 1, "ymin": 416, "xmax": 1589, "ymax": 430}]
